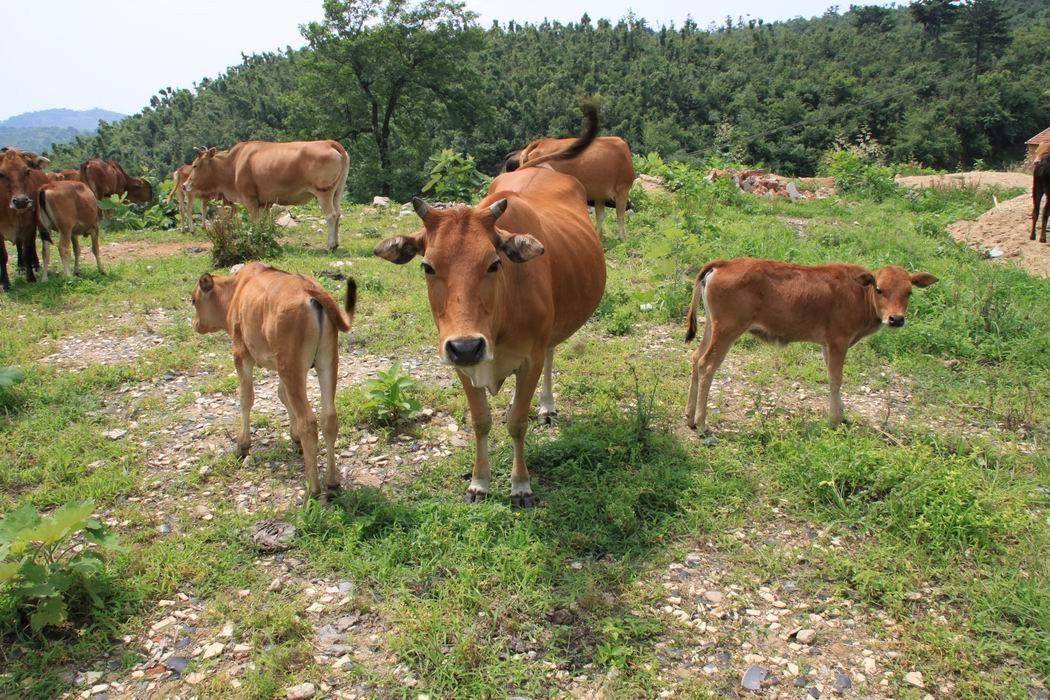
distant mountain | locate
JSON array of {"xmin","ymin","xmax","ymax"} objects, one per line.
[
  {"xmin": 0, "ymin": 108, "xmax": 125, "ymax": 131},
  {"xmin": 0, "ymin": 108, "xmax": 125, "ymax": 154}
]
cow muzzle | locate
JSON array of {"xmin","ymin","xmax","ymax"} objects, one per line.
[
  {"xmin": 444, "ymin": 336, "xmax": 488, "ymax": 366},
  {"xmin": 886, "ymin": 315, "xmax": 906, "ymax": 327},
  {"xmin": 10, "ymin": 195, "xmax": 32, "ymax": 210}
]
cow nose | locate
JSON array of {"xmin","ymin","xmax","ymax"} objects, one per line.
[
  {"xmin": 445, "ymin": 337, "xmax": 486, "ymax": 366},
  {"xmin": 888, "ymin": 315, "xmax": 905, "ymax": 327},
  {"xmin": 10, "ymin": 195, "xmax": 31, "ymax": 209}
]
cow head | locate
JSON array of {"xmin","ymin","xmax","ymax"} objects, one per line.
[
  {"xmin": 0, "ymin": 148, "xmax": 49, "ymax": 210},
  {"xmin": 191, "ymin": 272, "xmax": 234, "ymax": 334},
  {"xmin": 856, "ymin": 266, "xmax": 937, "ymax": 327},
  {"xmin": 125, "ymin": 177, "xmax": 153, "ymax": 204},
  {"xmin": 502, "ymin": 150, "xmax": 523, "ymax": 173},
  {"xmin": 185, "ymin": 147, "xmax": 221, "ymax": 194},
  {"xmin": 374, "ymin": 197, "xmax": 544, "ymax": 367}
]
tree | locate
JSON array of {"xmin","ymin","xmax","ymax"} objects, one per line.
[
  {"xmin": 298, "ymin": 0, "xmax": 481, "ymax": 195},
  {"xmin": 909, "ymin": 0, "xmax": 958, "ymax": 44},
  {"xmin": 954, "ymin": 0, "xmax": 1010, "ymax": 72}
]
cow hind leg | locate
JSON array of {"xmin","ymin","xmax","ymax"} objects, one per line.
[
  {"xmin": 58, "ymin": 232, "xmax": 74, "ymax": 278},
  {"xmin": 90, "ymin": 228, "xmax": 104, "ymax": 274},
  {"xmin": 692, "ymin": 325, "xmax": 739, "ymax": 433},
  {"xmin": 280, "ymin": 368, "xmax": 321, "ymax": 500},
  {"xmin": 315, "ymin": 330, "xmax": 341, "ymax": 497},
  {"xmin": 40, "ymin": 240, "xmax": 50, "ymax": 283},
  {"xmin": 71, "ymin": 234, "xmax": 82, "ymax": 276},
  {"xmin": 1033, "ymin": 188, "xmax": 1042, "ymax": 241},
  {"xmin": 1041, "ymin": 192, "xmax": 1049, "ymax": 243},
  {"xmin": 277, "ymin": 381, "xmax": 301, "ymax": 452},
  {"xmin": 507, "ymin": 354, "xmax": 545, "ymax": 507},
  {"xmin": 538, "ymin": 347, "xmax": 557, "ymax": 424},
  {"xmin": 458, "ymin": 371, "xmax": 492, "ymax": 503},
  {"xmin": 235, "ymin": 356, "xmax": 255, "ymax": 457},
  {"xmin": 0, "ymin": 242, "xmax": 9, "ymax": 291},
  {"xmin": 686, "ymin": 318, "xmax": 713, "ymax": 427},
  {"xmin": 314, "ymin": 188, "xmax": 340, "ymax": 251},
  {"xmin": 822, "ymin": 343, "xmax": 849, "ymax": 426},
  {"xmin": 594, "ymin": 200, "xmax": 606, "ymax": 234}
]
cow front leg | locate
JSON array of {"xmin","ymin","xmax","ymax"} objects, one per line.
[
  {"xmin": 0, "ymin": 241, "xmax": 10, "ymax": 291},
  {"xmin": 507, "ymin": 355, "xmax": 545, "ymax": 508},
  {"xmin": 1041, "ymin": 197, "xmax": 1049, "ymax": 243},
  {"xmin": 71, "ymin": 234, "xmax": 82, "ymax": 276},
  {"xmin": 90, "ymin": 228, "xmax": 104, "ymax": 274},
  {"xmin": 594, "ymin": 200, "xmax": 606, "ymax": 234},
  {"xmin": 458, "ymin": 371, "xmax": 492, "ymax": 503},
  {"xmin": 234, "ymin": 355, "xmax": 255, "ymax": 457},
  {"xmin": 537, "ymin": 347, "xmax": 557, "ymax": 425},
  {"xmin": 822, "ymin": 343, "xmax": 848, "ymax": 426}
]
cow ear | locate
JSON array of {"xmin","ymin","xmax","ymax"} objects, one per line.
[
  {"xmin": 856, "ymin": 272, "xmax": 876, "ymax": 287},
  {"xmin": 374, "ymin": 233, "xmax": 424, "ymax": 264},
  {"xmin": 911, "ymin": 272, "xmax": 937, "ymax": 288},
  {"xmin": 206, "ymin": 147, "xmax": 217, "ymax": 158},
  {"xmin": 198, "ymin": 273, "xmax": 214, "ymax": 293},
  {"xmin": 496, "ymin": 229, "xmax": 544, "ymax": 263}
]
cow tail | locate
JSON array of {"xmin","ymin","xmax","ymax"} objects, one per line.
[
  {"xmin": 78, "ymin": 162, "xmax": 92, "ymax": 197},
  {"xmin": 164, "ymin": 171, "xmax": 179, "ymax": 204},
  {"xmin": 309, "ymin": 279, "xmax": 355, "ymax": 333},
  {"xmin": 36, "ymin": 190, "xmax": 54, "ymax": 243},
  {"xmin": 519, "ymin": 100, "xmax": 599, "ymax": 168},
  {"xmin": 685, "ymin": 261, "xmax": 725, "ymax": 342}
]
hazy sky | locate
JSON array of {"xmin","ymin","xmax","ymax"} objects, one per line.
[{"xmin": 1, "ymin": 0, "xmax": 877, "ymax": 121}]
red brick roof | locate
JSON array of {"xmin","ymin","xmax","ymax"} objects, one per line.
[{"xmin": 1026, "ymin": 127, "xmax": 1050, "ymax": 145}]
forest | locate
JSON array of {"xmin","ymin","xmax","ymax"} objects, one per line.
[{"xmin": 47, "ymin": 0, "xmax": 1049, "ymax": 201}]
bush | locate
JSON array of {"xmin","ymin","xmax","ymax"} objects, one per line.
[
  {"xmin": 97, "ymin": 194, "xmax": 177, "ymax": 231},
  {"xmin": 0, "ymin": 500, "xmax": 121, "ymax": 633},
  {"xmin": 422, "ymin": 149, "xmax": 490, "ymax": 202},
  {"xmin": 364, "ymin": 362, "xmax": 421, "ymax": 425},
  {"xmin": 818, "ymin": 149, "xmax": 898, "ymax": 201},
  {"xmin": 207, "ymin": 208, "xmax": 282, "ymax": 267}
]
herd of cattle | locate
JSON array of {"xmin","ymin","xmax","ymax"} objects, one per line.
[{"xmin": 0, "ymin": 102, "xmax": 959, "ymax": 504}]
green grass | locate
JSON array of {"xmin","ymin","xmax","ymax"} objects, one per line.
[{"xmin": 0, "ymin": 180, "xmax": 1046, "ymax": 697}]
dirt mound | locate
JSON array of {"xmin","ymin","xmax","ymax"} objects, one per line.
[
  {"xmin": 949, "ymin": 193, "xmax": 1048, "ymax": 277},
  {"xmin": 896, "ymin": 171, "xmax": 1030, "ymax": 189}
]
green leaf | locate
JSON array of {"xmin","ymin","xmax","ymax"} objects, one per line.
[
  {"xmin": 30, "ymin": 597, "xmax": 67, "ymax": 632},
  {"xmin": 0, "ymin": 562, "xmax": 18, "ymax": 584},
  {"xmin": 0, "ymin": 504, "xmax": 41, "ymax": 548},
  {"xmin": 21, "ymin": 500, "xmax": 95, "ymax": 546}
]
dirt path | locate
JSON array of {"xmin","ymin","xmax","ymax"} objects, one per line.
[
  {"xmin": 99, "ymin": 239, "xmax": 210, "ymax": 263},
  {"xmin": 895, "ymin": 171, "xmax": 1030, "ymax": 189}
]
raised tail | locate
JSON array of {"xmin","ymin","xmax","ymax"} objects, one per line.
[
  {"xmin": 518, "ymin": 100, "xmax": 599, "ymax": 169},
  {"xmin": 685, "ymin": 261, "xmax": 726, "ymax": 342},
  {"xmin": 308, "ymin": 277, "xmax": 356, "ymax": 332}
]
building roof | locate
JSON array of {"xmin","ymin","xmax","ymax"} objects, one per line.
[{"xmin": 1026, "ymin": 127, "xmax": 1050, "ymax": 146}]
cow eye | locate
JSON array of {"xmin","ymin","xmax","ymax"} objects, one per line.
[
  {"xmin": 875, "ymin": 287, "xmax": 883, "ymax": 295},
  {"xmin": 487, "ymin": 259, "xmax": 501, "ymax": 273},
  {"xmin": 420, "ymin": 261, "xmax": 435, "ymax": 275}
]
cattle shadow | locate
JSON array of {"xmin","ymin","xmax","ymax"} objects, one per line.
[{"xmin": 1, "ymin": 267, "xmax": 123, "ymax": 308}]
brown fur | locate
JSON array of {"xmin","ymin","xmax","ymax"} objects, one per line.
[
  {"xmin": 1032, "ymin": 155, "xmax": 1050, "ymax": 243},
  {"xmin": 37, "ymin": 180, "xmax": 102, "ymax": 280},
  {"xmin": 79, "ymin": 159, "xmax": 153, "ymax": 204},
  {"xmin": 374, "ymin": 109, "xmax": 606, "ymax": 506},
  {"xmin": 0, "ymin": 148, "xmax": 51, "ymax": 289},
  {"xmin": 185, "ymin": 140, "xmax": 349, "ymax": 250},
  {"xmin": 168, "ymin": 163, "xmax": 230, "ymax": 231},
  {"xmin": 684, "ymin": 258, "xmax": 937, "ymax": 431},
  {"xmin": 191, "ymin": 263, "xmax": 357, "ymax": 500}
]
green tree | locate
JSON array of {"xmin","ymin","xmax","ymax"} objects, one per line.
[
  {"xmin": 954, "ymin": 0, "xmax": 1011, "ymax": 72},
  {"xmin": 909, "ymin": 0, "xmax": 958, "ymax": 44},
  {"xmin": 298, "ymin": 0, "xmax": 482, "ymax": 195}
]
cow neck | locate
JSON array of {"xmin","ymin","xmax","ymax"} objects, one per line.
[
  {"xmin": 215, "ymin": 276, "xmax": 241, "ymax": 333},
  {"xmin": 209, "ymin": 154, "xmax": 236, "ymax": 198},
  {"xmin": 859, "ymin": 284, "xmax": 882, "ymax": 334}
]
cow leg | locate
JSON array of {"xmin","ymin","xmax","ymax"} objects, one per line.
[
  {"xmin": 822, "ymin": 343, "xmax": 848, "ymax": 426},
  {"xmin": 318, "ymin": 189, "xmax": 340, "ymax": 251},
  {"xmin": 71, "ymin": 234, "xmax": 82, "ymax": 276},
  {"xmin": 507, "ymin": 354, "xmax": 545, "ymax": 507},
  {"xmin": 458, "ymin": 370, "xmax": 492, "ymax": 503},
  {"xmin": 315, "ymin": 331, "xmax": 341, "ymax": 497},
  {"xmin": 691, "ymin": 326, "xmax": 738, "ymax": 433},
  {"xmin": 594, "ymin": 200, "xmax": 606, "ymax": 234},
  {"xmin": 90, "ymin": 228, "xmax": 104, "ymax": 274},
  {"xmin": 280, "ymin": 366, "xmax": 321, "ymax": 500},
  {"xmin": 0, "ymin": 241, "xmax": 9, "ymax": 291},
  {"xmin": 1041, "ymin": 195, "xmax": 1049, "ymax": 243},
  {"xmin": 277, "ymin": 381, "xmax": 302, "ymax": 452},
  {"xmin": 686, "ymin": 317, "xmax": 713, "ymax": 427},
  {"xmin": 1033, "ymin": 188, "xmax": 1041, "ymax": 241},
  {"xmin": 615, "ymin": 193, "xmax": 628, "ymax": 239},
  {"xmin": 537, "ymin": 347, "xmax": 557, "ymax": 424},
  {"xmin": 40, "ymin": 240, "xmax": 50, "ymax": 283},
  {"xmin": 234, "ymin": 354, "xmax": 255, "ymax": 457},
  {"xmin": 58, "ymin": 232, "xmax": 73, "ymax": 278},
  {"xmin": 200, "ymin": 197, "xmax": 209, "ymax": 230}
]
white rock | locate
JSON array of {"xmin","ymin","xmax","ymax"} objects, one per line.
[
  {"xmin": 863, "ymin": 657, "xmax": 877, "ymax": 674},
  {"xmin": 202, "ymin": 642, "xmax": 224, "ymax": 659},
  {"xmin": 90, "ymin": 684, "xmax": 109, "ymax": 694},
  {"xmin": 795, "ymin": 628, "xmax": 817, "ymax": 644},
  {"xmin": 372, "ymin": 196, "xmax": 391, "ymax": 207},
  {"xmin": 905, "ymin": 671, "xmax": 925, "ymax": 688},
  {"xmin": 185, "ymin": 672, "xmax": 206, "ymax": 685},
  {"xmin": 285, "ymin": 682, "xmax": 316, "ymax": 699},
  {"xmin": 703, "ymin": 590, "xmax": 724, "ymax": 604},
  {"xmin": 219, "ymin": 621, "xmax": 234, "ymax": 637}
]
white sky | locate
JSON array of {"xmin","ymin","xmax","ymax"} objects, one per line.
[{"xmin": 0, "ymin": 0, "xmax": 878, "ymax": 121}]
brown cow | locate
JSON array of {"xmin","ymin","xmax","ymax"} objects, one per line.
[
  {"xmin": 51, "ymin": 169, "xmax": 81, "ymax": 182},
  {"xmin": 79, "ymin": 158, "xmax": 153, "ymax": 204},
  {"xmin": 0, "ymin": 148, "xmax": 51, "ymax": 290},
  {"xmin": 374, "ymin": 105, "xmax": 605, "ymax": 507},
  {"xmin": 36, "ymin": 180, "xmax": 102, "ymax": 280},
  {"xmin": 506, "ymin": 120, "xmax": 634, "ymax": 239},
  {"xmin": 191, "ymin": 263, "xmax": 357, "ymax": 501},
  {"xmin": 184, "ymin": 140, "xmax": 349, "ymax": 250},
  {"xmin": 684, "ymin": 258, "xmax": 937, "ymax": 431}
]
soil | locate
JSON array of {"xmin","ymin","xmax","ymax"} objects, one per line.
[
  {"xmin": 948, "ymin": 193, "xmax": 1049, "ymax": 278},
  {"xmin": 99, "ymin": 240, "xmax": 210, "ymax": 263},
  {"xmin": 895, "ymin": 171, "xmax": 1030, "ymax": 189}
]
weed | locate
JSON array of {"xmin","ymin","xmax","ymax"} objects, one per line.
[
  {"xmin": 363, "ymin": 362, "xmax": 421, "ymax": 425},
  {"xmin": 207, "ymin": 208, "xmax": 282, "ymax": 267}
]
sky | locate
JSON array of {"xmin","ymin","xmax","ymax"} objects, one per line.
[{"xmin": 0, "ymin": 0, "xmax": 879, "ymax": 121}]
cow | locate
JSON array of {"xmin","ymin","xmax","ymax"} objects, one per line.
[
  {"xmin": 505, "ymin": 126, "xmax": 634, "ymax": 239},
  {"xmin": 184, "ymin": 140, "xmax": 349, "ymax": 250},
  {"xmin": 1032, "ymin": 151, "xmax": 1050, "ymax": 244},
  {"xmin": 79, "ymin": 158, "xmax": 153, "ymax": 204},
  {"xmin": 373, "ymin": 104, "xmax": 605, "ymax": 507},
  {"xmin": 36, "ymin": 180, "xmax": 102, "ymax": 280},
  {"xmin": 684, "ymin": 258, "xmax": 938, "ymax": 432},
  {"xmin": 166, "ymin": 162, "xmax": 232, "ymax": 231},
  {"xmin": 191, "ymin": 263, "xmax": 357, "ymax": 501},
  {"xmin": 0, "ymin": 148, "xmax": 51, "ymax": 290},
  {"xmin": 51, "ymin": 169, "xmax": 81, "ymax": 182}
]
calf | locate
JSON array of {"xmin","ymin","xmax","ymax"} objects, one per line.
[
  {"xmin": 1032, "ymin": 153, "xmax": 1049, "ymax": 243},
  {"xmin": 51, "ymin": 169, "xmax": 81, "ymax": 182},
  {"xmin": 0, "ymin": 148, "xmax": 51, "ymax": 290},
  {"xmin": 36, "ymin": 180, "xmax": 102, "ymax": 280},
  {"xmin": 167, "ymin": 162, "xmax": 229, "ymax": 231},
  {"xmin": 684, "ymin": 258, "xmax": 937, "ymax": 431},
  {"xmin": 191, "ymin": 263, "xmax": 357, "ymax": 501}
]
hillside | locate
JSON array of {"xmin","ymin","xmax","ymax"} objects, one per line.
[{"xmin": 0, "ymin": 108, "xmax": 125, "ymax": 131}]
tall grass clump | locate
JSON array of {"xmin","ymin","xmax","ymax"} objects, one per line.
[{"xmin": 207, "ymin": 208, "xmax": 282, "ymax": 267}]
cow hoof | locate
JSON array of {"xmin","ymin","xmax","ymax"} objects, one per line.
[
  {"xmin": 510, "ymin": 493, "xmax": 536, "ymax": 509},
  {"xmin": 464, "ymin": 489, "xmax": 488, "ymax": 504},
  {"xmin": 291, "ymin": 438, "xmax": 303, "ymax": 454},
  {"xmin": 538, "ymin": 410, "xmax": 557, "ymax": 426},
  {"xmin": 325, "ymin": 484, "xmax": 344, "ymax": 499},
  {"xmin": 236, "ymin": 443, "xmax": 251, "ymax": 458}
]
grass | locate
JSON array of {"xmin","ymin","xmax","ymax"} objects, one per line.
[{"xmin": 0, "ymin": 178, "xmax": 1046, "ymax": 697}]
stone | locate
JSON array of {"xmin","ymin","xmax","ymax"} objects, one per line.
[
  {"xmin": 164, "ymin": 657, "xmax": 189, "ymax": 674},
  {"xmin": 905, "ymin": 671, "xmax": 925, "ymax": 688},
  {"xmin": 184, "ymin": 672, "xmax": 206, "ymax": 685},
  {"xmin": 90, "ymin": 684, "xmax": 110, "ymax": 694},
  {"xmin": 103, "ymin": 429, "xmax": 126, "ymax": 440},
  {"xmin": 202, "ymin": 642, "xmax": 224, "ymax": 659},
  {"xmin": 251, "ymin": 520, "xmax": 296, "ymax": 551},
  {"xmin": 795, "ymin": 628, "xmax": 817, "ymax": 644},
  {"xmin": 372, "ymin": 196, "xmax": 391, "ymax": 207},
  {"xmin": 285, "ymin": 682, "xmax": 316, "ymax": 699},
  {"xmin": 833, "ymin": 669, "xmax": 852, "ymax": 692},
  {"xmin": 703, "ymin": 590, "xmax": 724, "ymax": 604},
  {"xmin": 741, "ymin": 665, "xmax": 767, "ymax": 691},
  {"xmin": 863, "ymin": 657, "xmax": 877, "ymax": 674},
  {"xmin": 78, "ymin": 672, "xmax": 104, "ymax": 686},
  {"xmin": 275, "ymin": 212, "xmax": 297, "ymax": 228},
  {"xmin": 808, "ymin": 688, "xmax": 821, "ymax": 699}
]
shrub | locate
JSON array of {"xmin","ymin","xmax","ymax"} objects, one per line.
[
  {"xmin": 818, "ymin": 149, "xmax": 898, "ymax": 201},
  {"xmin": 363, "ymin": 362, "xmax": 421, "ymax": 425},
  {"xmin": 0, "ymin": 366, "xmax": 25, "ymax": 393},
  {"xmin": 208, "ymin": 208, "xmax": 282, "ymax": 267},
  {"xmin": 422, "ymin": 149, "xmax": 490, "ymax": 202},
  {"xmin": 97, "ymin": 194, "xmax": 177, "ymax": 231},
  {"xmin": 0, "ymin": 500, "xmax": 121, "ymax": 633}
]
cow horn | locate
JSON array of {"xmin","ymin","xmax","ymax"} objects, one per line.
[
  {"xmin": 411, "ymin": 197, "xmax": 430, "ymax": 220},
  {"xmin": 489, "ymin": 198, "xmax": 508, "ymax": 220}
]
